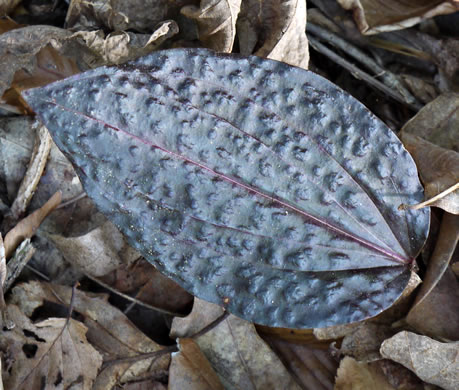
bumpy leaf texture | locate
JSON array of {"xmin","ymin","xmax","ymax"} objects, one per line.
[{"xmin": 22, "ymin": 49, "xmax": 430, "ymax": 328}]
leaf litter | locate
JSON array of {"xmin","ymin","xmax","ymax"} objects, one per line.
[{"xmin": 0, "ymin": 1, "xmax": 458, "ymax": 389}]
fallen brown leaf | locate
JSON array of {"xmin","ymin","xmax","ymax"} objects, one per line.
[
  {"xmin": 171, "ymin": 298, "xmax": 301, "ymax": 390},
  {"xmin": 264, "ymin": 337, "xmax": 338, "ymax": 390},
  {"xmin": 169, "ymin": 338, "xmax": 225, "ymax": 390},
  {"xmin": 238, "ymin": 0, "xmax": 309, "ymax": 69},
  {"xmin": 0, "ymin": 304, "xmax": 102, "ymax": 390},
  {"xmin": 0, "ymin": 0, "xmax": 21, "ymax": 16},
  {"xmin": 335, "ymin": 356, "xmax": 396, "ymax": 390},
  {"xmin": 10, "ymin": 281, "xmax": 171, "ymax": 388},
  {"xmin": 401, "ymin": 92, "xmax": 459, "ymax": 152},
  {"xmin": 380, "ymin": 331, "xmax": 459, "ymax": 390},
  {"xmin": 181, "ymin": 0, "xmax": 241, "ymax": 52},
  {"xmin": 400, "ymin": 133, "xmax": 459, "ymax": 214},
  {"xmin": 337, "ymin": 0, "xmax": 459, "ymax": 35},
  {"xmin": 3, "ymin": 191, "xmax": 62, "ymax": 258}
]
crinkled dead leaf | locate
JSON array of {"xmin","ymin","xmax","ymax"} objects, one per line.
[
  {"xmin": 65, "ymin": 0, "xmax": 169, "ymax": 32},
  {"xmin": 3, "ymin": 191, "xmax": 61, "ymax": 258},
  {"xmin": 169, "ymin": 338, "xmax": 225, "ymax": 390},
  {"xmin": 238, "ymin": 0, "xmax": 309, "ymax": 69},
  {"xmin": 171, "ymin": 298, "xmax": 301, "ymax": 390},
  {"xmin": 71, "ymin": 21, "xmax": 179, "ymax": 66},
  {"xmin": 402, "ymin": 92, "xmax": 459, "ymax": 152},
  {"xmin": 406, "ymin": 213, "xmax": 459, "ymax": 340},
  {"xmin": 10, "ymin": 281, "xmax": 171, "ymax": 388},
  {"xmin": 400, "ymin": 133, "xmax": 459, "ymax": 214},
  {"xmin": 49, "ymin": 221, "xmax": 125, "ymax": 277},
  {"xmin": 0, "ymin": 304, "xmax": 102, "ymax": 390},
  {"xmin": 400, "ymin": 74, "xmax": 438, "ymax": 105},
  {"xmin": 335, "ymin": 357, "xmax": 396, "ymax": 390},
  {"xmin": 380, "ymin": 331, "xmax": 459, "ymax": 390},
  {"xmin": 181, "ymin": 0, "xmax": 241, "ymax": 52},
  {"xmin": 337, "ymin": 0, "xmax": 459, "ymax": 35},
  {"xmin": 263, "ymin": 337, "xmax": 337, "ymax": 390},
  {"xmin": 101, "ymin": 257, "xmax": 193, "ymax": 315}
]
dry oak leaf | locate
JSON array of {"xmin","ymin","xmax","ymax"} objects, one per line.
[
  {"xmin": 400, "ymin": 133, "xmax": 459, "ymax": 214},
  {"xmin": 171, "ymin": 298, "xmax": 301, "ymax": 390},
  {"xmin": 337, "ymin": 0, "xmax": 459, "ymax": 35},
  {"xmin": 0, "ymin": 304, "xmax": 102, "ymax": 390},
  {"xmin": 181, "ymin": 0, "xmax": 242, "ymax": 52},
  {"xmin": 380, "ymin": 331, "xmax": 459, "ymax": 390}
]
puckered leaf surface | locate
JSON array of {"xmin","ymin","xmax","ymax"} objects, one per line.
[{"xmin": 22, "ymin": 49, "xmax": 430, "ymax": 328}]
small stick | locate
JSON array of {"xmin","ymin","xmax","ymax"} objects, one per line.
[{"xmin": 399, "ymin": 182, "xmax": 459, "ymax": 211}]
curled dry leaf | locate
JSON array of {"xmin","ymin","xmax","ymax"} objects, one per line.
[
  {"xmin": 71, "ymin": 21, "xmax": 179, "ymax": 66},
  {"xmin": 171, "ymin": 298, "xmax": 301, "ymax": 390},
  {"xmin": 401, "ymin": 92, "xmax": 459, "ymax": 152},
  {"xmin": 65, "ymin": 0, "xmax": 169, "ymax": 32},
  {"xmin": 0, "ymin": 304, "xmax": 102, "ymax": 390},
  {"xmin": 10, "ymin": 281, "xmax": 171, "ymax": 388},
  {"xmin": 169, "ymin": 338, "xmax": 225, "ymax": 390},
  {"xmin": 48, "ymin": 221, "xmax": 125, "ymax": 277},
  {"xmin": 406, "ymin": 213, "xmax": 459, "ymax": 339},
  {"xmin": 380, "ymin": 331, "xmax": 459, "ymax": 390},
  {"xmin": 400, "ymin": 133, "xmax": 459, "ymax": 214},
  {"xmin": 181, "ymin": 0, "xmax": 242, "ymax": 52},
  {"xmin": 335, "ymin": 356, "xmax": 396, "ymax": 390},
  {"xmin": 337, "ymin": 0, "xmax": 459, "ymax": 35},
  {"xmin": 238, "ymin": 0, "xmax": 309, "ymax": 69},
  {"xmin": 3, "ymin": 191, "xmax": 62, "ymax": 259}
]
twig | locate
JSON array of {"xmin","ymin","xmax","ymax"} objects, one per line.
[
  {"xmin": 7, "ymin": 123, "xmax": 52, "ymax": 224},
  {"xmin": 307, "ymin": 36, "xmax": 420, "ymax": 112},
  {"xmin": 399, "ymin": 182, "xmax": 459, "ymax": 211},
  {"xmin": 83, "ymin": 272, "xmax": 185, "ymax": 317},
  {"xmin": 104, "ymin": 310, "xmax": 230, "ymax": 366},
  {"xmin": 307, "ymin": 23, "xmax": 421, "ymax": 110},
  {"xmin": 56, "ymin": 192, "xmax": 87, "ymax": 209},
  {"xmin": 4, "ymin": 239, "xmax": 36, "ymax": 293}
]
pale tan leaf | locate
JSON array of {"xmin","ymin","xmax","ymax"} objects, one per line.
[
  {"xmin": 337, "ymin": 0, "xmax": 459, "ymax": 35},
  {"xmin": 3, "ymin": 191, "xmax": 62, "ymax": 258},
  {"xmin": 181, "ymin": 0, "xmax": 242, "ymax": 52},
  {"xmin": 10, "ymin": 281, "xmax": 171, "ymax": 388},
  {"xmin": 401, "ymin": 92, "xmax": 459, "ymax": 152},
  {"xmin": 169, "ymin": 338, "xmax": 225, "ymax": 390},
  {"xmin": 1, "ymin": 304, "xmax": 102, "ymax": 390},
  {"xmin": 171, "ymin": 298, "xmax": 301, "ymax": 390},
  {"xmin": 256, "ymin": 0, "xmax": 309, "ymax": 69},
  {"xmin": 380, "ymin": 331, "xmax": 459, "ymax": 390},
  {"xmin": 71, "ymin": 21, "xmax": 179, "ymax": 66},
  {"xmin": 400, "ymin": 133, "xmax": 459, "ymax": 214},
  {"xmin": 335, "ymin": 357, "xmax": 396, "ymax": 390},
  {"xmin": 49, "ymin": 221, "xmax": 125, "ymax": 277}
]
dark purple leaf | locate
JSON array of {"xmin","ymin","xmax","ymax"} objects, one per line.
[{"xmin": 22, "ymin": 49, "xmax": 430, "ymax": 328}]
